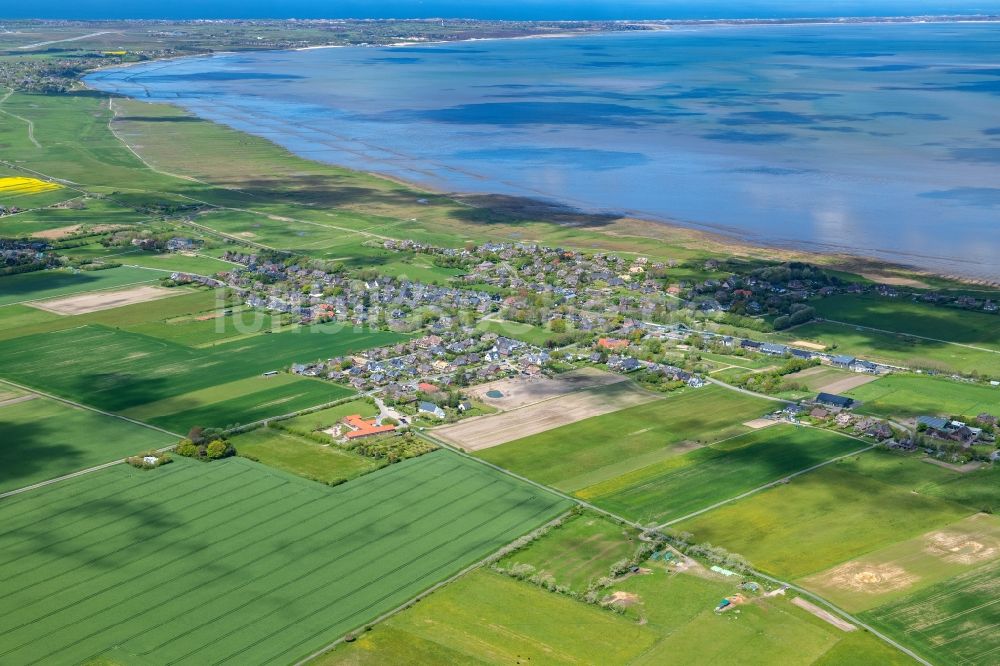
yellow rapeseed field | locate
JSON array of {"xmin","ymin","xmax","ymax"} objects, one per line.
[{"xmin": 0, "ymin": 176, "xmax": 62, "ymax": 196}]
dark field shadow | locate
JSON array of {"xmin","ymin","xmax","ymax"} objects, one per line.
[
  {"xmin": 114, "ymin": 115, "xmax": 206, "ymax": 123},
  {"xmin": 0, "ymin": 416, "xmax": 85, "ymax": 494},
  {"xmin": 0, "ymin": 270, "xmax": 107, "ymax": 300},
  {"xmin": 68, "ymin": 373, "xmax": 188, "ymax": 416},
  {"xmin": 449, "ymin": 193, "xmax": 622, "ymax": 228}
]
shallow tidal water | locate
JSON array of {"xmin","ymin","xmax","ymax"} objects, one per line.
[{"xmin": 88, "ymin": 23, "xmax": 1000, "ymax": 278}]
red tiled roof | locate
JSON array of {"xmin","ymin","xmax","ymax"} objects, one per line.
[{"xmin": 342, "ymin": 414, "xmax": 396, "ymax": 439}]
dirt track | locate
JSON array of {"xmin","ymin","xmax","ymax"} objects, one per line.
[
  {"xmin": 792, "ymin": 597, "xmax": 857, "ymax": 631},
  {"xmin": 435, "ymin": 382, "xmax": 658, "ymax": 451},
  {"xmin": 816, "ymin": 373, "xmax": 879, "ymax": 395}
]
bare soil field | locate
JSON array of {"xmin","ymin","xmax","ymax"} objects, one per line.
[
  {"xmin": 817, "ymin": 373, "xmax": 880, "ymax": 395},
  {"xmin": 791, "ymin": 340, "xmax": 827, "ymax": 351},
  {"xmin": 435, "ymin": 382, "xmax": 659, "ymax": 451},
  {"xmin": 791, "ymin": 597, "xmax": 856, "ymax": 631},
  {"xmin": 814, "ymin": 562, "xmax": 918, "ymax": 596},
  {"xmin": 31, "ymin": 223, "xmax": 122, "ymax": 240},
  {"xmin": 27, "ymin": 285, "xmax": 179, "ymax": 315},
  {"xmin": 743, "ymin": 418, "xmax": 778, "ymax": 429},
  {"xmin": 467, "ymin": 368, "xmax": 627, "ymax": 411},
  {"xmin": 799, "ymin": 514, "xmax": 1000, "ymax": 613}
]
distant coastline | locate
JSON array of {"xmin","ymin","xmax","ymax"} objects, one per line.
[{"xmin": 83, "ymin": 19, "xmax": 1000, "ymax": 284}]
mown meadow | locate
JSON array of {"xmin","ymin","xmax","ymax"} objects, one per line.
[
  {"xmin": 578, "ymin": 425, "xmax": 865, "ymax": 525},
  {"xmin": 478, "ymin": 387, "xmax": 771, "ymax": 492}
]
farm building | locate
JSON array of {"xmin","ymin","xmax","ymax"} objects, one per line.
[
  {"xmin": 341, "ymin": 414, "xmax": 396, "ymax": 440},
  {"xmin": 917, "ymin": 416, "xmax": 982, "ymax": 446},
  {"xmin": 831, "ymin": 355, "xmax": 855, "ymax": 368},
  {"xmin": 815, "ymin": 392, "xmax": 855, "ymax": 409}
]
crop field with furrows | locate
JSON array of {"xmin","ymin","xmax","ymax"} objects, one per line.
[
  {"xmin": 578, "ymin": 425, "xmax": 863, "ymax": 525},
  {"xmin": 0, "ymin": 393, "xmax": 174, "ymax": 493},
  {"xmin": 0, "ymin": 451, "xmax": 570, "ymax": 665},
  {"xmin": 859, "ymin": 559, "xmax": 1000, "ymax": 666},
  {"xmin": 478, "ymin": 386, "xmax": 771, "ymax": 492},
  {"xmin": 0, "ymin": 323, "xmax": 401, "ymax": 417}
]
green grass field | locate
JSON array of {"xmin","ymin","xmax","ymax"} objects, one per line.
[
  {"xmin": 233, "ymin": 427, "xmax": 379, "ymax": 483},
  {"xmin": 143, "ymin": 377, "xmax": 353, "ymax": 432},
  {"xmin": 0, "ymin": 451, "xmax": 569, "ymax": 664},
  {"xmin": 123, "ymin": 307, "xmax": 279, "ymax": 348},
  {"xmin": 845, "ymin": 374, "xmax": 1000, "ymax": 420},
  {"xmin": 0, "ymin": 266, "xmax": 161, "ymax": 306},
  {"xmin": 0, "ymin": 323, "xmax": 394, "ymax": 418},
  {"xmin": 921, "ymin": 464, "xmax": 1000, "ymax": 513},
  {"xmin": 274, "ymin": 399, "xmax": 378, "ymax": 434},
  {"xmin": 788, "ymin": 320, "xmax": 1000, "ymax": 376},
  {"xmin": 579, "ymin": 425, "xmax": 865, "ymax": 524},
  {"xmin": 476, "ymin": 319, "xmax": 558, "ymax": 347},
  {"xmin": 800, "ymin": 513, "xmax": 1000, "ymax": 613},
  {"xmin": 498, "ymin": 513, "xmax": 639, "ymax": 591},
  {"xmin": 812, "ymin": 295, "xmax": 1000, "ymax": 351},
  {"xmin": 859, "ymin": 559, "xmax": 1000, "ymax": 666},
  {"xmin": 0, "ymin": 197, "xmax": 149, "ymax": 237},
  {"xmin": 676, "ymin": 454, "xmax": 973, "ymax": 579},
  {"xmin": 0, "ymin": 289, "xmax": 216, "ymax": 342},
  {"xmin": 322, "ymin": 561, "xmax": 911, "ymax": 666},
  {"xmin": 316, "ymin": 569, "xmax": 660, "ymax": 665},
  {"xmin": 478, "ymin": 387, "xmax": 771, "ymax": 492},
  {"xmin": 0, "ymin": 393, "xmax": 174, "ymax": 493}
]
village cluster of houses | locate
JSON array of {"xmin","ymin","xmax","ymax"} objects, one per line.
[
  {"xmin": 290, "ymin": 330, "xmax": 552, "ymax": 394},
  {"xmin": 0, "ymin": 239, "xmax": 50, "ymax": 270},
  {"xmin": 222, "ymin": 251, "xmax": 501, "ymax": 328},
  {"xmin": 386, "ymin": 238, "xmax": 1000, "ymax": 320}
]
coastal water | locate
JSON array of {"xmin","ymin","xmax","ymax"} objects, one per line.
[{"xmin": 87, "ymin": 23, "xmax": 1000, "ymax": 278}]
